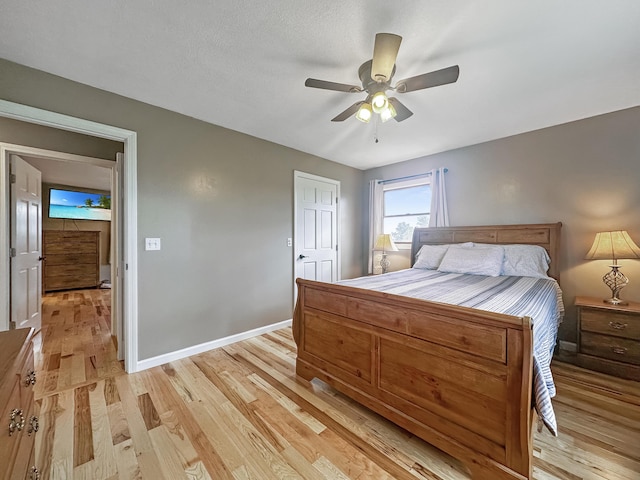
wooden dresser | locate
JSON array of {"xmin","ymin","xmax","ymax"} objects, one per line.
[
  {"xmin": 0, "ymin": 328, "xmax": 38, "ymax": 480},
  {"xmin": 575, "ymin": 296, "xmax": 640, "ymax": 381},
  {"xmin": 43, "ymin": 230, "xmax": 100, "ymax": 292}
]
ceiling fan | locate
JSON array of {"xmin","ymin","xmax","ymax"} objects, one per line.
[{"xmin": 305, "ymin": 33, "xmax": 459, "ymax": 123}]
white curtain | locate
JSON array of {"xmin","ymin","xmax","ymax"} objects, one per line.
[
  {"xmin": 368, "ymin": 179, "xmax": 384, "ymax": 273},
  {"xmin": 428, "ymin": 167, "xmax": 449, "ymax": 227}
]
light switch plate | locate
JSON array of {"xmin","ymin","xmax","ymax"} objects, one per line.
[{"xmin": 145, "ymin": 238, "xmax": 161, "ymax": 251}]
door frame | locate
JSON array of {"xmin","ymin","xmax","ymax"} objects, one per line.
[
  {"xmin": 0, "ymin": 99, "xmax": 139, "ymax": 373},
  {"xmin": 3, "ymin": 145, "xmax": 116, "ymax": 328},
  {"xmin": 292, "ymin": 170, "xmax": 340, "ymax": 306}
]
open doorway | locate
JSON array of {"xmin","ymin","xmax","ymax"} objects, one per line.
[
  {"xmin": 5, "ymin": 144, "xmax": 120, "ymax": 343},
  {"xmin": 0, "ymin": 99, "xmax": 139, "ymax": 373},
  {"xmin": 3, "ymin": 143, "xmax": 125, "ymax": 387}
]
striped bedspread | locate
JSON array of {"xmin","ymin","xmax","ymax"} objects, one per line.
[{"xmin": 338, "ymin": 268, "xmax": 564, "ymax": 435}]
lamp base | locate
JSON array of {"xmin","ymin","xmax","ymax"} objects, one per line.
[
  {"xmin": 603, "ymin": 297, "xmax": 629, "ymax": 306},
  {"xmin": 602, "ymin": 265, "xmax": 629, "ymax": 307},
  {"xmin": 379, "ymin": 253, "xmax": 390, "ymax": 274}
]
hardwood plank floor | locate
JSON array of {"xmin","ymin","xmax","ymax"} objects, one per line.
[
  {"xmin": 33, "ymin": 290, "xmax": 640, "ymax": 479},
  {"xmin": 35, "ymin": 288, "xmax": 125, "ymax": 399}
]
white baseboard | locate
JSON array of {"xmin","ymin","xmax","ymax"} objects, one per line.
[
  {"xmin": 558, "ymin": 340, "xmax": 577, "ymax": 353},
  {"xmin": 135, "ymin": 319, "xmax": 292, "ymax": 372}
]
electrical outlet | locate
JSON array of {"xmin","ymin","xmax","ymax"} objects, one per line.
[
  {"xmin": 145, "ymin": 238, "xmax": 161, "ymax": 251},
  {"xmin": 287, "ymin": 238, "xmax": 292, "ymax": 247}
]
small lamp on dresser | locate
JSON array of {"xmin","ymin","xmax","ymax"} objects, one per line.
[
  {"xmin": 585, "ymin": 230, "xmax": 640, "ymax": 305},
  {"xmin": 373, "ymin": 234, "xmax": 398, "ymax": 274}
]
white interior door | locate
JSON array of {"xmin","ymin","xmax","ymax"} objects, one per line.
[
  {"xmin": 10, "ymin": 154, "xmax": 42, "ymax": 331},
  {"xmin": 294, "ymin": 172, "xmax": 339, "ymax": 302}
]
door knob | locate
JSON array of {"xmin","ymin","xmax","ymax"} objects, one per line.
[
  {"xmin": 298, "ymin": 254, "xmax": 308, "ymax": 259},
  {"xmin": 38, "ymin": 256, "xmax": 46, "ymax": 261}
]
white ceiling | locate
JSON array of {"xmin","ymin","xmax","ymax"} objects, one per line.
[
  {"xmin": 21, "ymin": 156, "xmax": 111, "ymax": 191},
  {"xmin": 1, "ymin": 1, "xmax": 639, "ymax": 170}
]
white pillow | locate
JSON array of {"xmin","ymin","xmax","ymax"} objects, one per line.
[
  {"xmin": 438, "ymin": 244, "xmax": 505, "ymax": 277},
  {"xmin": 502, "ymin": 244, "xmax": 550, "ymax": 278},
  {"xmin": 413, "ymin": 244, "xmax": 451, "ymax": 270},
  {"xmin": 413, "ymin": 242, "xmax": 474, "ymax": 270}
]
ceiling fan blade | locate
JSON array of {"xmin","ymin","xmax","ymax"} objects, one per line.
[
  {"xmin": 305, "ymin": 78, "xmax": 362, "ymax": 93},
  {"xmin": 331, "ymin": 101, "xmax": 365, "ymax": 122},
  {"xmin": 395, "ymin": 65, "xmax": 460, "ymax": 93},
  {"xmin": 388, "ymin": 97, "xmax": 413, "ymax": 122},
  {"xmin": 371, "ymin": 33, "xmax": 402, "ymax": 83}
]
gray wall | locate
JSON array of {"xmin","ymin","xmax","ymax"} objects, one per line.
[
  {"xmin": 364, "ymin": 106, "xmax": 640, "ymax": 344},
  {"xmin": 4, "ymin": 56, "xmax": 637, "ymax": 354},
  {"xmin": 0, "ymin": 58, "xmax": 364, "ymax": 360},
  {"xmin": 0, "ymin": 116, "xmax": 123, "ymax": 158}
]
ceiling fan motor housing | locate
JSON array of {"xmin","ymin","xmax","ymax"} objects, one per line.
[{"xmin": 358, "ymin": 60, "xmax": 395, "ymax": 95}]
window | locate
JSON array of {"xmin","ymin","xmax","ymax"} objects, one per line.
[{"xmin": 383, "ymin": 179, "xmax": 431, "ymax": 243}]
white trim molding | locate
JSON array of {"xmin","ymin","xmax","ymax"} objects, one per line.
[
  {"xmin": 136, "ymin": 319, "xmax": 292, "ymax": 371},
  {"xmin": 0, "ymin": 99, "xmax": 139, "ymax": 373}
]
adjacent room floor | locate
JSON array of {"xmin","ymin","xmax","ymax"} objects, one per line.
[{"xmin": 34, "ymin": 289, "xmax": 640, "ymax": 479}]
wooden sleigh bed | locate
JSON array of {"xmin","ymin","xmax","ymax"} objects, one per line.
[{"xmin": 292, "ymin": 223, "xmax": 562, "ymax": 480}]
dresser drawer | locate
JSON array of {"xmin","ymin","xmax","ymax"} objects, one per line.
[
  {"xmin": 581, "ymin": 309, "xmax": 640, "ymax": 340},
  {"xmin": 45, "ymin": 253, "xmax": 98, "ymax": 266},
  {"xmin": 0, "ymin": 329, "xmax": 37, "ymax": 480},
  {"xmin": 10, "ymin": 397, "xmax": 37, "ymax": 480},
  {"xmin": 581, "ymin": 332, "xmax": 640, "ymax": 365},
  {"xmin": 0, "ymin": 381, "xmax": 24, "ymax": 479},
  {"xmin": 45, "ymin": 274, "xmax": 100, "ymax": 290},
  {"xmin": 19, "ymin": 348, "xmax": 36, "ymax": 404}
]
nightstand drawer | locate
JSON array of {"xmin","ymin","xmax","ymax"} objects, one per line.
[
  {"xmin": 581, "ymin": 332, "xmax": 640, "ymax": 365},
  {"xmin": 581, "ymin": 310, "xmax": 640, "ymax": 340}
]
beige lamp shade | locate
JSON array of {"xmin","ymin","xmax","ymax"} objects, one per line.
[
  {"xmin": 374, "ymin": 234, "xmax": 399, "ymax": 253},
  {"xmin": 585, "ymin": 231, "xmax": 640, "ymax": 261}
]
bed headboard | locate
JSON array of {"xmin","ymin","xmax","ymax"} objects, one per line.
[{"xmin": 410, "ymin": 222, "xmax": 562, "ymax": 281}]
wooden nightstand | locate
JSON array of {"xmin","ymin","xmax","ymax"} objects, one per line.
[{"xmin": 575, "ymin": 296, "xmax": 640, "ymax": 381}]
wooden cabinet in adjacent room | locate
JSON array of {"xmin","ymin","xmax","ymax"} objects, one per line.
[{"xmin": 43, "ymin": 230, "xmax": 100, "ymax": 292}]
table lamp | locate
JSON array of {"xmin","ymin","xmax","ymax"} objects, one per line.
[
  {"xmin": 374, "ymin": 234, "xmax": 398, "ymax": 274},
  {"xmin": 585, "ymin": 230, "xmax": 640, "ymax": 305}
]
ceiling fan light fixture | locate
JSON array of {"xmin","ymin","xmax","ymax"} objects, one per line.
[
  {"xmin": 379, "ymin": 102, "xmax": 397, "ymax": 123},
  {"xmin": 355, "ymin": 103, "xmax": 373, "ymax": 123},
  {"xmin": 371, "ymin": 91, "xmax": 388, "ymax": 113}
]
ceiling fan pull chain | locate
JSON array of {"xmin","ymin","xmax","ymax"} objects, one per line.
[{"xmin": 374, "ymin": 115, "xmax": 380, "ymax": 143}]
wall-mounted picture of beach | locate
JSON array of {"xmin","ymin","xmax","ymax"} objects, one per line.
[{"xmin": 49, "ymin": 188, "xmax": 111, "ymax": 221}]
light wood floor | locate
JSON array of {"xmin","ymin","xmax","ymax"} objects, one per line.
[
  {"xmin": 34, "ymin": 288, "xmax": 124, "ymax": 399},
  {"xmin": 33, "ymin": 289, "xmax": 640, "ymax": 479}
]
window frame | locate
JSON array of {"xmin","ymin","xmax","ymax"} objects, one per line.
[{"xmin": 381, "ymin": 177, "xmax": 432, "ymax": 249}]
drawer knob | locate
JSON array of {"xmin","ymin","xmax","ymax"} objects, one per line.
[
  {"xmin": 25, "ymin": 369, "xmax": 37, "ymax": 387},
  {"xmin": 611, "ymin": 346, "xmax": 627, "ymax": 355},
  {"xmin": 28, "ymin": 415, "xmax": 39, "ymax": 436},
  {"xmin": 30, "ymin": 466, "xmax": 40, "ymax": 480},
  {"xmin": 9, "ymin": 408, "xmax": 25, "ymax": 435},
  {"xmin": 608, "ymin": 321, "xmax": 628, "ymax": 330}
]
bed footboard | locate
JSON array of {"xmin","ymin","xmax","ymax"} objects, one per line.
[{"xmin": 293, "ymin": 278, "xmax": 535, "ymax": 480}]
